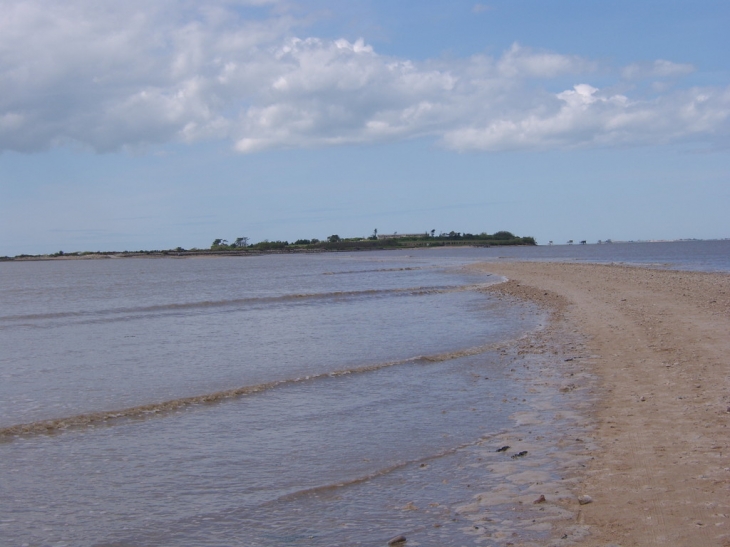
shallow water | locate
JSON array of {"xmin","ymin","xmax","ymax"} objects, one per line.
[
  {"xmin": 464, "ymin": 238, "xmax": 730, "ymax": 272},
  {"xmin": 0, "ymin": 251, "xmax": 550, "ymax": 546},
  {"xmin": 1, "ymin": 241, "xmax": 722, "ymax": 546}
]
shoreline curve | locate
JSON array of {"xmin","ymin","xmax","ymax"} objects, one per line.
[{"xmin": 474, "ymin": 261, "xmax": 730, "ymax": 547}]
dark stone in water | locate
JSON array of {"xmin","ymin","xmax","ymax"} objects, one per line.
[
  {"xmin": 496, "ymin": 445, "xmax": 510, "ymax": 452},
  {"xmin": 511, "ymin": 450, "xmax": 528, "ymax": 459},
  {"xmin": 387, "ymin": 535, "xmax": 407, "ymax": 545}
]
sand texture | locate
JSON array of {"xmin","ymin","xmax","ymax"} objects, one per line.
[{"xmin": 473, "ymin": 262, "xmax": 730, "ymax": 547}]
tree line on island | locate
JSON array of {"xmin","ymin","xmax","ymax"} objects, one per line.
[
  {"xmin": 209, "ymin": 230, "xmax": 535, "ymax": 252},
  {"xmin": 0, "ymin": 230, "xmax": 535, "ymax": 260}
]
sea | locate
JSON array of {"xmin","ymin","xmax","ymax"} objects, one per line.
[{"xmin": 1, "ymin": 240, "xmax": 728, "ymax": 547}]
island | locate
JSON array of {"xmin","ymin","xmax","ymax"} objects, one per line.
[{"xmin": 1, "ymin": 230, "xmax": 536, "ymax": 260}]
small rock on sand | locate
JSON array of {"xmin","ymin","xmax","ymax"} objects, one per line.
[
  {"xmin": 387, "ymin": 535, "xmax": 407, "ymax": 545},
  {"xmin": 578, "ymin": 495, "xmax": 593, "ymax": 505}
]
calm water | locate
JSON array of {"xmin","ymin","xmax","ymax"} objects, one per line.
[
  {"xmin": 0, "ymin": 241, "xmax": 726, "ymax": 546},
  {"xmin": 472, "ymin": 238, "xmax": 730, "ymax": 272}
]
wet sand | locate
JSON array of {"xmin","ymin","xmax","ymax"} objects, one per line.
[{"xmin": 474, "ymin": 262, "xmax": 730, "ymax": 547}]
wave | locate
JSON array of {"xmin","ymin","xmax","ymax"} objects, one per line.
[
  {"xmin": 0, "ymin": 341, "xmax": 507, "ymax": 441},
  {"xmin": 322, "ymin": 266, "xmax": 426, "ymax": 275},
  {"xmin": 0, "ymin": 282, "xmax": 501, "ymax": 330},
  {"xmin": 270, "ymin": 432, "xmax": 504, "ymax": 503},
  {"xmin": 0, "ymin": 284, "xmax": 475, "ymax": 325}
]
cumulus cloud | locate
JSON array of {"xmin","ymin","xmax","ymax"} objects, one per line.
[
  {"xmin": 0, "ymin": 0, "xmax": 727, "ymax": 154},
  {"xmin": 443, "ymin": 84, "xmax": 730, "ymax": 151}
]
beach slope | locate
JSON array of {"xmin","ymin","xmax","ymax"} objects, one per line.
[{"xmin": 473, "ymin": 262, "xmax": 730, "ymax": 547}]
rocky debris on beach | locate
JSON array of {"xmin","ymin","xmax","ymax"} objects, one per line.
[
  {"xmin": 496, "ymin": 445, "xmax": 510, "ymax": 452},
  {"xmin": 387, "ymin": 534, "xmax": 407, "ymax": 545},
  {"xmin": 510, "ymin": 450, "xmax": 528, "ymax": 459},
  {"xmin": 577, "ymin": 495, "xmax": 593, "ymax": 505}
]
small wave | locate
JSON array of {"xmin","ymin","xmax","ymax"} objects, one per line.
[
  {"xmin": 0, "ymin": 285, "xmax": 456, "ymax": 324},
  {"xmin": 270, "ymin": 433, "xmax": 502, "ymax": 503},
  {"xmin": 0, "ymin": 283, "xmax": 500, "ymax": 330},
  {"xmin": 322, "ymin": 267, "xmax": 425, "ymax": 275},
  {"xmin": 0, "ymin": 341, "xmax": 506, "ymax": 441}
]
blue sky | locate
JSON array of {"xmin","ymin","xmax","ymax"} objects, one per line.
[{"xmin": 1, "ymin": 0, "xmax": 729, "ymax": 255}]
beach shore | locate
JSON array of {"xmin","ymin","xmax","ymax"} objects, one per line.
[{"xmin": 475, "ymin": 262, "xmax": 730, "ymax": 547}]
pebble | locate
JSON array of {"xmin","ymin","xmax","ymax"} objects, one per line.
[
  {"xmin": 578, "ymin": 495, "xmax": 593, "ymax": 505},
  {"xmin": 533, "ymin": 495, "xmax": 546, "ymax": 504},
  {"xmin": 387, "ymin": 535, "xmax": 407, "ymax": 545}
]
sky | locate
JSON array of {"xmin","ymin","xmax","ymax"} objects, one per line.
[{"xmin": 1, "ymin": 0, "xmax": 729, "ymax": 255}]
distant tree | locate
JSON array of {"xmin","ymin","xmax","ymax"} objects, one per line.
[
  {"xmin": 431, "ymin": 229, "xmax": 436, "ymax": 237},
  {"xmin": 327, "ymin": 234, "xmax": 341, "ymax": 243},
  {"xmin": 493, "ymin": 231, "xmax": 515, "ymax": 240},
  {"xmin": 233, "ymin": 237, "xmax": 249, "ymax": 248}
]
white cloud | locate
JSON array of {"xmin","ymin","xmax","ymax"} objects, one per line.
[
  {"xmin": 442, "ymin": 85, "xmax": 730, "ymax": 151},
  {"xmin": 0, "ymin": 1, "xmax": 727, "ymax": 154},
  {"xmin": 622, "ymin": 59, "xmax": 695, "ymax": 80},
  {"xmin": 497, "ymin": 43, "xmax": 594, "ymax": 78}
]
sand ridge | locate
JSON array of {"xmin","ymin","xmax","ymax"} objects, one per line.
[{"xmin": 473, "ymin": 262, "xmax": 730, "ymax": 547}]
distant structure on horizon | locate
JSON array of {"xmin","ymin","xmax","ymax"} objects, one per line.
[{"xmin": 376, "ymin": 233, "xmax": 425, "ymax": 240}]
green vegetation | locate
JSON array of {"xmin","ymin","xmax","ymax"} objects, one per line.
[
  {"xmin": 3, "ymin": 229, "xmax": 535, "ymax": 260},
  {"xmin": 207, "ymin": 230, "xmax": 536, "ymax": 252}
]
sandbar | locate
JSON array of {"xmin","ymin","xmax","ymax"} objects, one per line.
[{"xmin": 473, "ymin": 261, "xmax": 730, "ymax": 547}]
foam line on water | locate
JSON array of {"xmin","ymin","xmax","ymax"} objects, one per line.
[
  {"xmin": 0, "ymin": 339, "xmax": 510, "ymax": 441},
  {"xmin": 269, "ymin": 432, "xmax": 506, "ymax": 504},
  {"xmin": 322, "ymin": 266, "xmax": 427, "ymax": 275},
  {"xmin": 0, "ymin": 283, "xmax": 499, "ymax": 329}
]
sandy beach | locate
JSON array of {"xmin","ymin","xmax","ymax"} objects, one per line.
[{"xmin": 475, "ymin": 261, "xmax": 730, "ymax": 547}]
